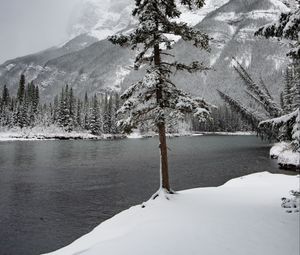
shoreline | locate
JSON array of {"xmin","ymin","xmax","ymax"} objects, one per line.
[{"xmin": 0, "ymin": 130, "xmax": 255, "ymax": 142}]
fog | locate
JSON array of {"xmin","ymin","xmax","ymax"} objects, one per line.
[{"xmin": 0, "ymin": 0, "xmax": 81, "ymax": 64}]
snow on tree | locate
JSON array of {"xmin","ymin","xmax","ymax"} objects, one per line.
[
  {"xmin": 259, "ymin": 108, "xmax": 299, "ymax": 151},
  {"xmin": 283, "ymin": 66, "xmax": 295, "ymax": 113},
  {"xmin": 255, "ymin": 2, "xmax": 300, "ymax": 59},
  {"xmin": 217, "ymin": 90, "xmax": 263, "ymax": 132},
  {"xmin": 231, "ymin": 58, "xmax": 283, "ymax": 118},
  {"xmin": 109, "ymin": 0, "xmax": 212, "ymax": 195},
  {"xmin": 17, "ymin": 74, "xmax": 25, "ymax": 103},
  {"xmin": 218, "ymin": 59, "xmax": 281, "ymax": 134},
  {"xmin": 103, "ymin": 93, "xmax": 113, "ymax": 134},
  {"xmin": 2, "ymin": 85, "xmax": 10, "ymax": 106},
  {"xmin": 219, "ymin": 58, "xmax": 300, "ymax": 147},
  {"xmin": 90, "ymin": 95, "xmax": 102, "ymax": 135},
  {"xmin": 292, "ymin": 108, "xmax": 300, "ymax": 152}
]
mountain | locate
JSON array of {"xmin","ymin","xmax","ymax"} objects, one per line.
[
  {"xmin": 170, "ymin": 0, "xmax": 290, "ymax": 102},
  {"xmin": 0, "ymin": 0, "xmax": 290, "ymax": 103}
]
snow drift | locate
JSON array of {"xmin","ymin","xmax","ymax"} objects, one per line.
[{"xmin": 43, "ymin": 172, "xmax": 300, "ymax": 255}]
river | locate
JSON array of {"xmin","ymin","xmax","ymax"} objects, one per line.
[{"xmin": 0, "ymin": 135, "xmax": 285, "ymax": 255}]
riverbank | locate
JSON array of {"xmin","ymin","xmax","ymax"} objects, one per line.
[
  {"xmin": 270, "ymin": 142, "xmax": 300, "ymax": 171},
  {"xmin": 0, "ymin": 126, "xmax": 125, "ymax": 141},
  {"xmin": 0, "ymin": 127, "xmax": 254, "ymax": 141},
  {"xmin": 43, "ymin": 172, "xmax": 300, "ymax": 255}
]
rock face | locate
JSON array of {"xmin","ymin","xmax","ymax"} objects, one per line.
[{"xmin": 0, "ymin": 0, "xmax": 290, "ymax": 103}]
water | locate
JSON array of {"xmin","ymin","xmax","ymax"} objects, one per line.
[{"xmin": 0, "ymin": 135, "xmax": 284, "ymax": 255}]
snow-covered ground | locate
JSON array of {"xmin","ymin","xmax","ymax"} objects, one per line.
[
  {"xmin": 200, "ymin": 131, "xmax": 254, "ymax": 136},
  {"xmin": 44, "ymin": 172, "xmax": 299, "ymax": 255},
  {"xmin": 0, "ymin": 127, "xmax": 253, "ymax": 141},
  {"xmin": 126, "ymin": 131, "xmax": 253, "ymax": 139},
  {"xmin": 0, "ymin": 126, "xmax": 124, "ymax": 141}
]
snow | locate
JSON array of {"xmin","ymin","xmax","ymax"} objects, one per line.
[
  {"xmin": 5, "ymin": 63, "xmax": 15, "ymax": 71},
  {"xmin": 278, "ymin": 150, "xmax": 300, "ymax": 168},
  {"xmin": 269, "ymin": 0, "xmax": 290, "ymax": 13},
  {"xmin": 43, "ymin": 172, "xmax": 299, "ymax": 255},
  {"xmin": 260, "ymin": 109, "xmax": 299, "ymax": 126},
  {"xmin": 163, "ymin": 0, "xmax": 231, "ymax": 43},
  {"xmin": 68, "ymin": 0, "xmax": 135, "ymax": 41},
  {"xmin": 269, "ymin": 142, "xmax": 300, "ymax": 169},
  {"xmin": 0, "ymin": 126, "xmax": 124, "ymax": 141},
  {"xmin": 200, "ymin": 131, "xmax": 254, "ymax": 136},
  {"xmin": 110, "ymin": 63, "xmax": 133, "ymax": 91},
  {"xmin": 270, "ymin": 141, "xmax": 291, "ymax": 158},
  {"xmin": 0, "ymin": 129, "xmax": 254, "ymax": 141}
]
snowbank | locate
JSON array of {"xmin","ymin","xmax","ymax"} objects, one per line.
[
  {"xmin": 270, "ymin": 142, "xmax": 291, "ymax": 159},
  {"xmin": 270, "ymin": 142, "xmax": 300, "ymax": 170},
  {"xmin": 0, "ymin": 127, "xmax": 253, "ymax": 141},
  {"xmin": 43, "ymin": 172, "xmax": 299, "ymax": 255},
  {"xmin": 200, "ymin": 131, "xmax": 254, "ymax": 136},
  {"xmin": 126, "ymin": 131, "xmax": 252, "ymax": 139},
  {"xmin": 0, "ymin": 126, "xmax": 125, "ymax": 141},
  {"xmin": 278, "ymin": 150, "xmax": 300, "ymax": 170}
]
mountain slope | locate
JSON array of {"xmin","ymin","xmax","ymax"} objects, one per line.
[{"xmin": 0, "ymin": 0, "xmax": 290, "ymax": 103}]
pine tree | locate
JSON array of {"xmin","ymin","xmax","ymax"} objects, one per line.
[
  {"xmin": 291, "ymin": 62, "xmax": 300, "ymax": 110},
  {"xmin": 2, "ymin": 85, "xmax": 10, "ymax": 106},
  {"xmin": 83, "ymin": 91, "xmax": 90, "ymax": 130},
  {"xmin": 52, "ymin": 95, "xmax": 59, "ymax": 124},
  {"xmin": 67, "ymin": 87, "xmax": 75, "ymax": 131},
  {"xmin": 217, "ymin": 90, "xmax": 262, "ymax": 131},
  {"xmin": 58, "ymin": 87, "xmax": 69, "ymax": 128},
  {"xmin": 255, "ymin": 3, "xmax": 300, "ymax": 59},
  {"xmin": 103, "ymin": 93, "xmax": 113, "ymax": 134},
  {"xmin": 111, "ymin": 93, "xmax": 120, "ymax": 134},
  {"xmin": 76, "ymin": 99, "xmax": 82, "ymax": 128},
  {"xmin": 109, "ymin": 0, "xmax": 212, "ymax": 195},
  {"xmin": 232, "ymin": 58, "xmax": 282, "ymax": 118},
  {"xmin": 292, "ymin": 108, "xmax": 300, "ymax": 152},
  {"xmin": 282, "ymin": 66, "xmax": 294, "ymax": 113},
  {"xmin": 33, "ymin": 85, "xmax": 39, "ymax": 113},
  {"xmin": 90, "ymin": 95, "xmax": 102, "ymax": 135},
  {"xmin": 17, "ymin": 74, "xmax": 25, "ymax": 103}
]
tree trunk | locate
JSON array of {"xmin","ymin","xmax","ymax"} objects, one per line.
[
  {"xmin": 154, "ymin": 43, "xmax": 171, "ymax": 192},
  {"xmin": 158, "ymin": 122, "xmax": 170, "ymax": 191}
]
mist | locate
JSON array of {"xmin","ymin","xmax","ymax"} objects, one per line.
[{"xmin": 0, "ymin": 0, "xmax": 81, "ymax": 64}]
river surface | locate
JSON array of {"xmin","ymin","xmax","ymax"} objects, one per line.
[{"xmin": 0, "ymin": 135, "xmax": 286, "ymax": 255}]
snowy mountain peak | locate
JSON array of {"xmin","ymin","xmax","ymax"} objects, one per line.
[
  {"xmin": 67, "ymin": 0, "xmax": 233, "ymax": 42},
  {"xmin": 67, "ymin": 0, "xmax": 134, "ymax": 41}
]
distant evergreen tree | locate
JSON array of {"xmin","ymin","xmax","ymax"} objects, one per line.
[
  {"xmin": 33, "ymin": 85, "xmax": 39, "ymax": 113},
  {"xmin": 217, "ymin": 90, "xmax": 262, "ymax": 131},
  {"xmin": 58, "ymin": 87, "xmax": 69, "ymax": 128},
  {"xmin": 90, "ymin": 95, "xmax": 102, "ymax": 135},
  {"xmin": 52, "ymin": 95, "xmax": 59, "ymax": 123},
  {"xmin": 292, "ymin": 109, "xmax": 300, "ymax": 152},
  {"xmin": 17, "ymin": 74, "xmax": 25, "ymax": 103},
  {"xmin": 83, "ymin": 91, "xmax": 90, "ymax": 130},
  {"xmin": 2, "ymin": 85, "xmax": 10, "ymax": 106},
  {"xmin": 76, "ymin": 99, "xmax": 82, "ymax": 128},
  {"xmin": 103, "ymin": 93, "xmax": 113, "ymax": 134},
  {"xmin": 67, "ymin": 87, "xmax": 75, "ymax": 131},
  {"xmin": 111, "ymin": 93, "xmax": 120, "ymax": 134}
]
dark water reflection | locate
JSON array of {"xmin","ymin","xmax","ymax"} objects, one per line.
[{"xmin": 0, "ymin": 136, "xmax": 285, "ymax": 255}]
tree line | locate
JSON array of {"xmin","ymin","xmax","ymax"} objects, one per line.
[
  {"xmin": 0, "ymin": 74, "xmax": 251, "ymax": 135},
  {"xmin": 0, "ymin": 74, "xmax": 121, "ymax": 135}
]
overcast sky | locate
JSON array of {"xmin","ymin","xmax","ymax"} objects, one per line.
[{"xmin": 0, "ymin": 0, "xmax": 81, "ymax": 64}]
